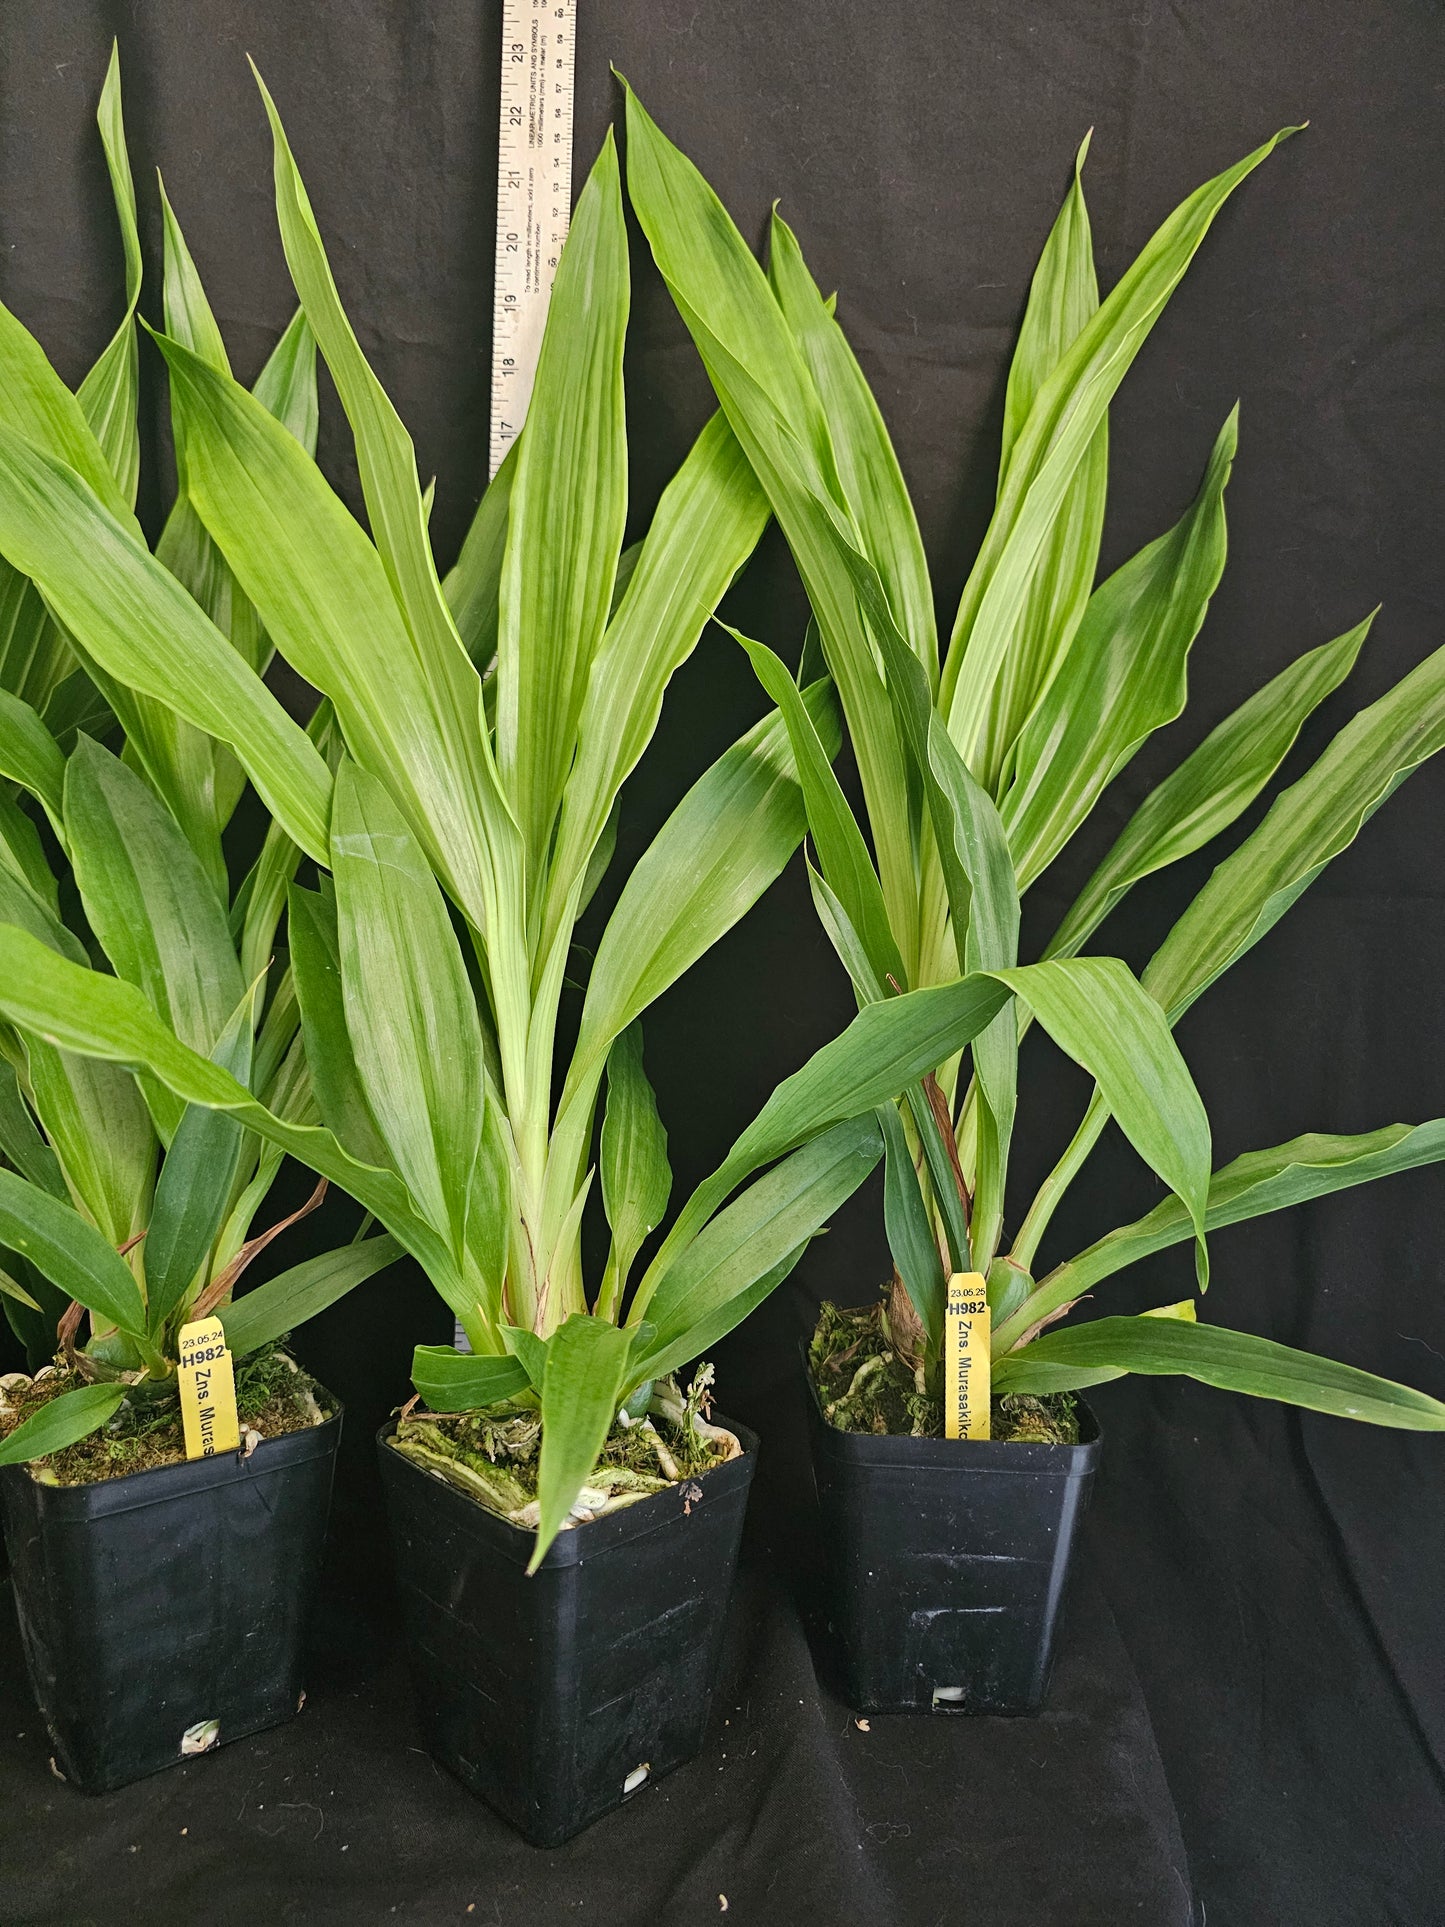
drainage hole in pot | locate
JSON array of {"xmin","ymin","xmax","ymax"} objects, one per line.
[
  {"xmin": 622, "ymin": 1763, "xmax": 651, "ymax": 1797},
  {"xmin": 931, "ymin": 1687, "xmax": 969, "ymax": 1713}
]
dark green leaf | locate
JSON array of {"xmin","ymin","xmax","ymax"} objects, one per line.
[{"xmin": 0, "ymin": 1381, "xmax": 128, "ymax": 1466}]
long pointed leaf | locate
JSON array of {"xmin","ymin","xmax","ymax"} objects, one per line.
[
  {"xmin": 767, "ymin": 210, "xmax": 936, "ymax": 682},
  {"xmin": 330, "ymin": 761, "xmax": 484, "ymax": 1259},
  {"xmin": 1000, "ymin": 1120, "xmax": 1445, "ymax": 1349},
  {"xmin": 539, "ymin": 411, "xmax": 769, "ymax": 959},
  {"xmin": 0, "ymin": 1169, "xmax": 145, "ymax": 1333},
  {"xmin": 0, "ymin": 420, "xmax": 333, "ymax": 861},
  {"xmin": 598, "ymin": 1023, "xmax": 671, "ymax": 1318},
  {"xmin": 220, "ymin": 1232, "xmax": 401, "ymax": 1357},
  {"xmin": 1045, "ymin": 618, "xmax": 1369, "ymax": 962},
  {"xmin": 1145, "ymin": 636, "xmax": 1445, "ymax": 1020},
  {"xmin": 75, "ymin": 44, "xmax": 143, "ymax": 507},
  {"xmin": 64, "ymin": 735, "xmax": 243, "ymax": 1054},
  {"xmin": 1002, "ymin": 408, "xmax": 1236, "ymax": 888},
  {"xmin": 995, "ymin": 1313, "xmax": 1445, "ymax": 1429},
  {"xmin": 497, "ymin": 133, "xmax": 629, "ymax": 869},
  {"xmin": 0, "ymin": 923, "xmax": 458, "ymax": 1298},
  {"xmin": 974, "ymin": 133, "xmax": 1106, "ymax": 791},
  {"xmin": 143, "ymin": 992, "xmax": 254, "ymax": 1337},
  {"xmin": 635, "ymin": 1115, "xmax": 883, "ymax": 1383},
  {"xmin": 533, "ymin": 1313, "xmax": 634, "ymax": 1567},
  {"xmin": 941, "ymin": 127, "xmax": 1299, "ymax": 762},
  {"xmin": 0, "ymin": 1381, "xmax": 128, "ymax": 1465}
]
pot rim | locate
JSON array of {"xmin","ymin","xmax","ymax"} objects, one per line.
[
  {"xmin": 0, "ymin": 1396, "xmax": 343, "ymax": 1520},
  {"xmin": 378, "ymin": 1409, "xmax": 759, "ymax": 1571},
  {"xmin": 801, "ymin": 1340, "xmax": 1101, "ymax": 1472}
]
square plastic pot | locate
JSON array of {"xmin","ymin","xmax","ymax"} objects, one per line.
[
  {"xmin": 805, "ymin": 1362, "xmax": 1098, "ymax": 1714},
  {"xmin": 0, "ymin": 1405, "xmax": 341, "ymax": 1792},
  {"xmin": 377, "ymin": 1416, "xmax": 757, "ymax": 1846}
]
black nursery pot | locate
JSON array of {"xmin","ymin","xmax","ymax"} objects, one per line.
[
  {"xmin": 0, "ymin": 1407, "xmax": 341, "ymax": 1792},
  {"xmin": 378, "ymin": 1416, "xmax": 757, "ymax": 1847},
  {"xmin": 805, "ymin": 1362, "xmax": 1099, "ymax": 1715}
]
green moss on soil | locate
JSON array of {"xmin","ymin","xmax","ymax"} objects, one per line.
[
  {"xmin": 809, "ymin": 1299, "xmax": 1080, "ymax": 1445},
  {"xmin": 390, "ymin": 1366, "xmax": 737, "ymax": 1523},
  {"xmin": 0, "ymin": 1349, "xmax": 332, "ymax": 1486}
]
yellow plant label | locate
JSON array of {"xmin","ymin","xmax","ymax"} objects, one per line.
[
  {"xmin": 944, "ymin": 1272, "xmax": 991, "ymax": 1441},
  {"xmin": 177, "ymin": 1316, "xmax": 240, "ymax": 1460}
]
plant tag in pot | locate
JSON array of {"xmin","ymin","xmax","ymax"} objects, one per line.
[
  {"xmin": 177, "ymin": 1317, "xmax": 239, "ymax": 1459},
  {"xmin": 944, "ymin": 1274, "xmax": 990, "ymax": 1440}
]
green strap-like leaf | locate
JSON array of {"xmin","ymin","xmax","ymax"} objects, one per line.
[
  {"xmin": 623, "ymin": 83, "xmax": 919, "ymax": 973},
  {"xmin": 237, "ymin": 695, "xmax": 336, "ymax": 987},
  {"xmin": 995, "ymin": 1313, "xmax": 1445, "ymax": 1429},
  {"xmin": 0, "ymin": 1168, "xmax": 146, "ymax": 1334},
  {"xmin": 0, "ymin": 1058, "xmax": 66, "ymax": 1198},
  {"xmin": 0, "ymin": 922, "xmax": 459, "ymax": 1301},
  {"xmin": 598, "ymin": 1023, "xmax": 672, "ymax": 1320},
  {"xmin": 75, "ymin": 44, "xmax": 143, "ymax": 508},
  {"xmin": 941, "ymin": 126, "xmax": 1299, "ymax": 765},
  {"xmin": 636, "ymin": 1115, "xmax": 883, "ymax": 1383},
  {"xmin": 533, "ymin": 1313, "xmax": 635, "ymax": 1568},
  {"xmin": 1145, "ymin": 635, "xmax": 1445, "ymax": 1021},
  {"xmin": 1001, "ymin": 408, "xmax": 1236, "ymax": 888},
  {"xmin": 409, "ymin": 1344, "xmax": 530, "ymax": 1412},
  {"xmin": 442, "ymin": 438, "xmax": 517, "ymax": 667},
  {"xmin": 1045, "ymin": 618, "xmax": 1369, "ymax": 963},
  {"xmin": 560, "ymin": 683, "xmax": 839, "ymax": 1134},
  {"xmin": 0, "ymin": 789, "xmax": 57, "ymax": 911},
  {"xmin": 253, "ymin": 65, "xmax": 468, "ymax": 664},
  {"xmin": 767, "ymin": 209, "xmax": 936, "ymax": 685},
  {"xmin": 1000, "ymin": 1120, "xmax": 1445, "ymax": 1350},
  {"xmin": 0, "ymin": 687, "xmax": 66, "ymax": 831},
  {"xmin": 630, "ymin": 971, "xmax": 1013, "ymax": 1319},
  {"xmin": 0, "ymin": 1381, "xmax": 128, "ymax": 1466},
  {"xmin": 287, "ymin": 881, "xmax": 391, "ymax": 1169},
  {"xmin": 149, "ymin": 327, "xmax": 518, "ymax": 948},
  {"xmin": 878, "ymin": 1103, "xmax": 946, "ymax": 1343},
  {"xmin": 330, "ymin": 761, "xmax": 484, "ymax": 1261},
  {"xmin": 250, "ymin": 68, "xmax": 519, "ymax": 942},
  {"xmin": 0, "ymin": 864, "xmax": 158, "ymax": 1244},
  {"xmin": 539, "ymin": 411, "xmax": 769, "ymax": 962},
  {"xmin": 220, "ymin": 1232, "xmax": 401, "ymax": 1357},
  {"xmin": 735, "ymin": 629, "xmax": 903, "ymax": 991},
  {"xmin": 973, "ymin": 133, "xmax": 1106, "ymax": 792},
  {"xmin": 993, "ymin": 957, "xmax": 1212, "ymax": 1286},
  {"xmin": 870, "ymin": 592, "xmax": 1020, "ymax": 1257},
  {"xmin": 143, "ymin": 991, "xmax": 255, "ymax": 1338},
  {"xmin": 496, "ymin": 132, "xmax": 629, "ymax": 872},
  {"xmin": 64, "ymin": 735, "xmax": 243, "ymax": 1055},
  {"xmin": 0, "ymin": 418, "xmax": 333, "ymax": 863}
]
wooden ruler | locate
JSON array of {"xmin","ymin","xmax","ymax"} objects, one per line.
[
  {"xmin": 489, "ymin": 0, "xmax": 577, "ymax": 477},
  {"xmin": 456, "ymin": 2, "xmax": 576, "ymax": 1355}
]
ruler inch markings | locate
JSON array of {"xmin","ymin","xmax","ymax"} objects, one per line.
[{"xmin": 489, "ymin": 0, "xmax": 576, "ymax": 479}]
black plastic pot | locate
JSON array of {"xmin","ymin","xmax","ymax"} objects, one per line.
[
  {"xmin": 378, "ymin": 1416, "xmax": 757, "ymax": 1846},
  {"xmin": 805, "ymin": 1362, "xmax": 1099, "ymax": 1714},
  {"xmin": 0, "ymin": 1407, "xmax": 341, "ymax": 1792}
]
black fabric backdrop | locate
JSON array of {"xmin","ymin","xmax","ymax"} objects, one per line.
[{"xmin": 2, "ymin": 3, "xmax": 1444, "ymax": 1922}]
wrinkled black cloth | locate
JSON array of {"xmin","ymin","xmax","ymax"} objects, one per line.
[
  {"xmin": 2, "ymin": 0, "xmax": 1445, "ymax": 1920},
  {"xmin": 1, "ymin": 1377, "xmax": 1194, "ymax": 1927}
]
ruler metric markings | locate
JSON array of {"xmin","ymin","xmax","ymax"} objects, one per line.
[
  {"xmin": 489, "ymin": 0, "xmax": 576, "ymax": 478},
  {"xmin": 458, "ymin": 2, "xmax": 577, "ymax": 1352}
]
